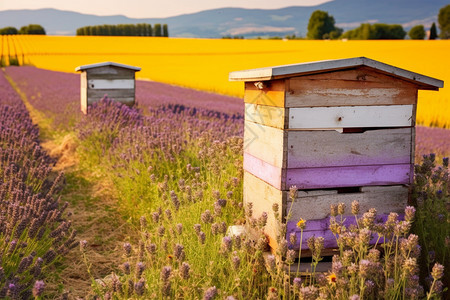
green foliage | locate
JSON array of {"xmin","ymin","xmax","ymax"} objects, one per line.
[
  {"xmin": 342, "ymin": 23, "xmax": 406, "ymax": 40},
  {"xmin": 221, "ymin": 35, "xmax": 244, "ymax": 39},
  {"xmin": 154, "ymin": 24, "xmax": 162, "ymax": 37},
  {"xmin": 412, "ymin": 155, "xmax": 449, "ymax": 294},
  {"xmin": 8, "ymin": 56, "xmax": 19, "ymax": 66},
  {"xmin": 409, "ymin": 25, "xmax": 426, "ymax": 40},
  {"xmin": 438, "ymin": 4, "xmax": 450, "ymax": 39},
  {"xmin": 307, "ymin": 10, "xmax": 342, "ymax": 40},
  {"xmin": 18, "ymin": 24, "xmax": 46, "ymax": 35},
  {"xmin": 429, "ymin": 22, "xmax": 438, "ymax": 40},
  {"xmin": 0, "ymin": 26, "xmax": 18, "ymax": 35},
  {"xmin": 163, "ymin": 24, "xmax": 169, "ymax": 37},
  {"xmin": 76, "ymin": 23, "xmax": 165, "ymax": 36}
]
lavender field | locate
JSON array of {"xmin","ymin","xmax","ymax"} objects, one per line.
[{"xmin": 1, "ymin": 66, "xmax": 449, "ymax": 299}]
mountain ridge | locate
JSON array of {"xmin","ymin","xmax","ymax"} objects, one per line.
[{"xmin": 0, "ymin": 0, "xmax": 447, "ymax": 37}]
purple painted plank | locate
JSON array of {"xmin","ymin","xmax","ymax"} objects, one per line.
[
  {"xmin": 286, "ymin": 164, "xmax": 412, "ymax": 189},
  {"xmin": 244, "ymin": 151, "xmax": 282, "ymax": 189},
  {"xmin": 286, "ymin": 214, "xmax": 405, "ymax": 250}
]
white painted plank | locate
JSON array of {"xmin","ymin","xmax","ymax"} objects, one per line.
[
  {"xmin": 88, "ymin": 79, "xmax": 135, "ymax": 89},
  {"xmin": 288, "ymin": 105, "xmax": 413, "ymax": 129}
]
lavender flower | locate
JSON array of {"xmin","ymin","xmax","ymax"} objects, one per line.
[
  {"xmin": 180, "ymin": 262, "xmax": 190, "ymax": 280},
  {"xmin": 203, "ymin": 286, "xmax": 217, "ymax": 300},
  {"xmin": 32, "ymin": 280, "xmax": 45, "ymax": 297},
  {"xmin": 123, "ymin": 242, "xmax": 132, "ymax": 256},
  {"xmin": 431, "ymin": 263, "xmax": 444, "ymax": 280}
]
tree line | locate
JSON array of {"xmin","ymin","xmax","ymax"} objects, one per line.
[
  {"xmin": 76, "ymin": 23, "xmax": 169, "ymax": 37},
  {"xmin": 306, "ymin": 4, "xmax": 449, "ymax": 40},
  {"xmin": 0, "ymin": 24, "xmax": 46, "ymax": 35}
]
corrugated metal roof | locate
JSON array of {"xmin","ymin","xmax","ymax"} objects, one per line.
[
  {"xmin": 229, "ymin": 57, "xmax": 443, "ymax": 90},
  {"xmin": 75, "ymin": 61, "xmax": 141, "ymax": 72}
]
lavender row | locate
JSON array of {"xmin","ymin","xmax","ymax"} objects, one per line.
[
  {"xmin": 0, "ymin": 72, "xmax": 76, "ymax": 299},
  {"xmin": 416, "ymin": 126, "xmax": 450, "ymax": 159},
  {"xmin": 78, "ymin": 97, "xmax": 243, "ymax": 166}
]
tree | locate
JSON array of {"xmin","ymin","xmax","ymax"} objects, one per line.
[
  {"xmin": 408, "ymin": 25, "xmax": 425, "ymax": 39},
  {"xmin": 0, "ymin": 27, "xmax": 18, "ymax": 35},
  {"xmin": 438, "ymin": 4, "xmax": 450, "ymax": 39},
  {"xmin": 19, "ymin": 24, "xmax": 46, "ymax": 35},
  {"xmin": 154, "ymin": 24, "xmax": 162, "ymax": 37},
  {"xmin": 429, "ymin": 22, "xmax": 438, "ymax": 40},
  {"xmin": 163, "ymin": 24, "xmax": 169, "ymax": 37},
  {"xmin": 307, "ymin": 10, "xmax": 341, "ymax": 39},
  {"xmin": 342, "ymin": 23, "xmax": 405, "ymax": 40}
]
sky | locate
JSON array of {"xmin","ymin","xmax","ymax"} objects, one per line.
[{"xmin": 0, "ymin": 0, "xmax": 333, "ymax": 18}]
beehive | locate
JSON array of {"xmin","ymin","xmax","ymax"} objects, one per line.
[
  {"xmin": 229, "ymin": 57, "xmax": 443, "ymax": 254},
  {"xmin": 75, "ymin": 62, "xmax": 141, "ymax": 114}
]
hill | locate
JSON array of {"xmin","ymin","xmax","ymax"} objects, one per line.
[{"xmin": 0, "ymin": 0, "xmax": 447, "ymax": 37}]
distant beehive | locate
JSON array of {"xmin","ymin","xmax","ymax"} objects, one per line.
[
  {"xmin": 75, "ymin": 62, "xmax": 141, "ymax": 114},
  {"xmin": 229, "ymin": 57, "xmax": 443, "ymax": 256}
]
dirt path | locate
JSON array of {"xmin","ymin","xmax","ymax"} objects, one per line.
[{"xmin": 4, "ymin": 71, "xmax": 138, "ymax": 299}]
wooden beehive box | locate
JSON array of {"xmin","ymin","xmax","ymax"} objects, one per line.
[
  {"xmin": 75, "ymin": 62, "xmax": 141, "ymax": 114},
  {"xmin": 229, "ymin": 57, "xmax": 443, "ymax": 254}
]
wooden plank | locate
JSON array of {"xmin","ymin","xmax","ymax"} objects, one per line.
[
  {"xmin": 244, "ymin": 121, "xmax": 286, "ymax": 168},
  {"xmin": 80, "ymin": 72, "xmax": 87, "ymax": 114},
  {"xmin": 287, "ymin": 128, "xmax": 412, "ymax": 168},
  {"xmin": 288, "ymin": 105, "xmax": 414, "ymax": 129},
  {"xmin": 286, "ymin": 164, "xmax": 412, "ymax": 189},
  {"xmin": 285, "ymin": 68, "xmax": 419, "ymax": 107},
  {"xmin": 244, "ymin": 152, "xmax": 284, "ymax": 190},
  {"xmin": 87, "ymin": 73, "xmax": 135, "ymax": 80},
  {"xmin": 286, "ymin": 213, "xmax": 405, "ymax": 250},
  {"xmin": 87, "ymin": 97, "xmax": 135, "ymax": 106},
  {"xmin": 243, "ymin": 171, "xmax": 285, "ymax": 250},
  {"xmin": 87, "ymin": 88, "xmax": 135, "ymax": 100},
  {"xmin": 286, "ymin": 185, "xmax": 408, "ymax": 221},
  {"xmin": 88, "ymin": 79, "xmax": 134, "ymax": 89},
  {"xmin": 244, "ymin": 103, "xmax": 287, "ymax": 129},
  {"xmin": 244, "ymin": 79, "xmax": 285, "ymax": 107},
  {"xmin": 86, "ymin": 66, "xmax": 135, "ymax": 76},
  {"xmin": 287, "ymin": 66, "xmax": 411, "ymax": 83}
]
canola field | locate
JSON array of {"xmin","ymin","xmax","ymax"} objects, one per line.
[{"xmin": 2, "ymin": 35, "xmax": 450, "ymax": 127}]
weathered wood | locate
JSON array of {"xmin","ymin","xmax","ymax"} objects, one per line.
[
  {"xmin": 88, "ymin": 73, "xmax": 136, "ymax": 80},
  {"xmin": 87, "ymin": 79, "xmax": 135, "ymax": 89},
  {"xmin": 286, "ymin": 164, "xmax": 412, "ymax": 189},
  {"xmin": 86, "ymin": 66, "xmax": 136, "ymax": 76},
  {"xmin": 87, "ymin": 97, "xmax": 135, "ymax": 106},
  {"xmin": 244, "ymin": 121, "xmax": 286, "ymax": 168},
  {"xmin": 80, "ymin": 72, "xmax": 88, "ymax": 114},
  {"xmin": 244, "ymin": 79, "xmax": 285, "ymax": 107},
  {"xmin": 287, "ymin": 128, "xmax": 412, "ymax": 168},
  {"xmin": 287, "ymin": 66, "xmax": 408, "ymax": 83},
  {"xmin": 244, "ymin": 150, "xmax": 412, "ymax": 190},
  {"xmin": 244, "ymin": 152, "xmax": 284, "ymax": 190},
  {"xmin": 87, "ymin": 89, "xmax": 135, "ymax": 100},
  {"xmin": 243, "ymin": 171, "xmax": 285, "ymax": 249},
  {"xmin": 287, "ymin": 185, "xmax": 409, "ymax": 221},
  {"xmin": 288, "ymin": 105, "xmax": 414, "ymax": 129},
  {"xmin": 245, "ymin": 103, "xmax": 287, "ymax": 129},
  {"xmin": 286, "ymin": 69, "xmax": 419, "ymax": 108}
]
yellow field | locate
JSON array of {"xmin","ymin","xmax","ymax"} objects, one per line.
[{"xmin": 2, "ymin": 35, "xmax": 450, "ymax": 127}]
